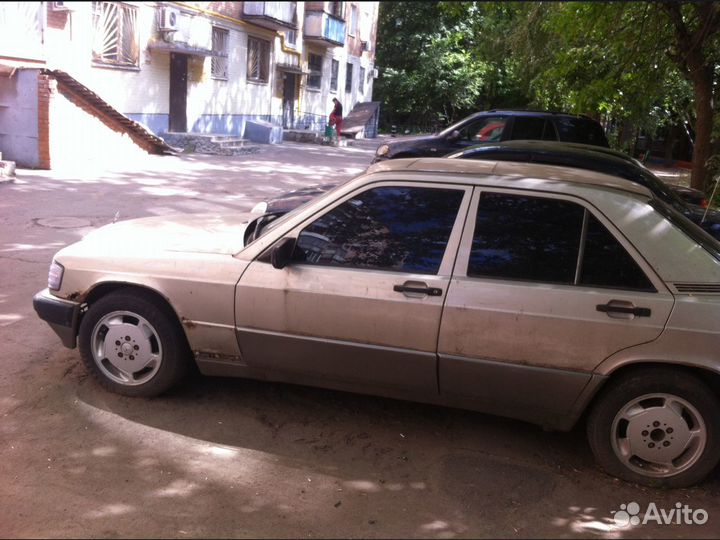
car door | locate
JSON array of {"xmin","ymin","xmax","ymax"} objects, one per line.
[
  {"xmin": 235, "ymin": 182, "xmax": 472, "ymax": 395},
  {"xmin": 437, "ymin": 189, "xmax": 675, "ymax": 421}
]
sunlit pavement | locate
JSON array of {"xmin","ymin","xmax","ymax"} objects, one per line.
[{"xmin": 1, "ymin": 141, "xmax": 718, "ymax": 539}]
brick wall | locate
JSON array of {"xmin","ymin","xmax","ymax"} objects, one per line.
[
  {"xmin": 46, "ymin": 4, "xmax": 69, "ymax": 30},
  {"xmin": 205, "ymin": 2, "xmax": 241, "ymax": 19},
  {"xmin": 37, "ymin": 73, "xmax": 54, "ymax": 169}
]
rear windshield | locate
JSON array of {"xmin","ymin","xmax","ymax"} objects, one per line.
[
  {"xmin": 650, "ymin": 198, "xmax": 720, "ymax": 262},
  {"xmin": 555, "ymin": 117, "xmax": 610, "ymax": 147}
]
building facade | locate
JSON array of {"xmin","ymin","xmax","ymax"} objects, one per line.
[{"xmin": 0, "ymin": 1, "xmax": 379, "ymax": 168}]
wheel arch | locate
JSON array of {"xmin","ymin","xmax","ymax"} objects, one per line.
[
  {"xmin": 577, "ymin": 361, "xmax": 720, "ymax": 426},
  {"xmin": 82, "ymin": 282, "xmax": 189, "ymax": 344}
]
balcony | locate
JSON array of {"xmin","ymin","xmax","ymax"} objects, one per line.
[
  {"xmin": 304, "ymin": 11, "xmax": 346, "ymax": 47},
  {"xmin": 242, "ymin": 2, "xmax": 297, "ymax": 31}
]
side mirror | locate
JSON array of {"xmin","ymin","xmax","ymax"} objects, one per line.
[
  {"xmin": 447, "ymin": 129, "xmax": 461, "ymax": 142},
  {"xmin": 271, "ymin": 237, "xmax": 297, "ymax": 269}
]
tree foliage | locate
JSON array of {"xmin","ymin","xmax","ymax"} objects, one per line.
[{"xmin": 374, "ymin": 1, "xmax": 720, "ymax": 190}]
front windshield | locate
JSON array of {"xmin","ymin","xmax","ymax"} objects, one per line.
[{"xmin": 248, "ymin": 178, "xmax": 354, "ymax": 244}]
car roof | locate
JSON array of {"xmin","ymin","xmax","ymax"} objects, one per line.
[
  {"xmin": 366, "ymin": 157, "xmax": 652, "ymax": 198},
  {"xmin": 468, "ymin": 109, "xmax": 596, "ymax": 120}
]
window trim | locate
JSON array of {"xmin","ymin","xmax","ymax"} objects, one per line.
[
  {"xmin": 247, "ymin": 35, "xmax": 271, "ymax": 83},
  {"xmin": 261, "ymin": 181, "xmax": 474, "ymax": 277},
  {"xmin": 91, "ymin": 1, "xmax": 139, "ymax": 69},
  {"xmin": 330, "ymin": 59, "xmax": 339, "ymax": 93},
  {"xmin": 211, "ymin": 26, "xmax": 229, "ymax": 80},
  {"xmin": 345, "ymin": 61, "xmax": 353, "ymax": 93},
  {"xmin": 307, "ymin": 52, "xmax": 324, "ymax": 91},
  {"xmin": 453, "ymin": 187, "xmax": 664, "ymax": 293},
  {"xmin": 348, "ymin": 4, "xmax": 358, "ymax": 37}
]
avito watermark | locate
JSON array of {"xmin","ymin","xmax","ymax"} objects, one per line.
[{"xmin": 613, "ymin": 501, "xmax": 709, "ymax": 528}]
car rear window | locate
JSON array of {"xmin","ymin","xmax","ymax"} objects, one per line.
[{"xmin": 555, "ymin": 117, "xmax": 609, "ymax": 147}]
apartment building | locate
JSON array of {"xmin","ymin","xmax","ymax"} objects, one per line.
[{"xmin": 0, "ymin": 1, "xmax": 379, "ymax": 168}]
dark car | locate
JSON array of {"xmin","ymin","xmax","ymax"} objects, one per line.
[
  {"xmin": 447, "ymin": 140, "xmax": 720, "ymax": 240},
  {"xmin": 373, "ymin": 110, "xmax": 610, "ymax": 163}
]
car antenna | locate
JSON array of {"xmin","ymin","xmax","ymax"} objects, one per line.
[{"xmin": 701, "ymin": 175, "xmax": 719, "ymax": 224}]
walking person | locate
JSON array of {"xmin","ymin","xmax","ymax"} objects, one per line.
[{"xmin": 329, "ymin": 98, "xmax": 343, "ymax": 143}]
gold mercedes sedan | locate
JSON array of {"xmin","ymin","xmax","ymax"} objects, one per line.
[{"xmin": 34, "ymin": 158, "xmax": 720, "ymax": 488}]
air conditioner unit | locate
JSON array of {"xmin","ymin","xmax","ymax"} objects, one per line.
[
  {"xmin": 159, "ymin": 7, "xmax": 180, "ymax": 32},
  {"xmin": 51, "ymin": 1, "xmax": 69, "ymax": 10},
  {"xmin": 361, "ymin": 40, "xmax": 372, "ymax": 52}
]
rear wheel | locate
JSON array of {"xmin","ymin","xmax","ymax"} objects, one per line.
[
  {"xmin": 587, "ymin": 367, "xmax": 720, "ymax": 488},
  {"xmin": 78, "ymin": 289, "xmax": 191, "ymax": 397}
]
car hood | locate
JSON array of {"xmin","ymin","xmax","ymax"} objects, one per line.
[
  {"xmin": 386, "ymin": 134, "xmax": 438, "ymax": 148},
  {"xmin": 78, "ymin": 213, "xmax": 254, "ymax": 255}
]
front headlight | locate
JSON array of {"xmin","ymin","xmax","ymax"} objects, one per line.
[
  {"xmin": 48, "ymin": 260, "xmax": 64, "ymax": 291},
  {"xmin": 376, "ymin": 144, "xmax": 390, "ymax": 157}
]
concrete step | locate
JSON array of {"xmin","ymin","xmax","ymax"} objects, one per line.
[
  {"xmin": 0, "ymin": 159, "xmax": 16, "ymax": 178},
  {"xmin": 216, "ymin": 138, "xmax": 250, "ymax": 147}
]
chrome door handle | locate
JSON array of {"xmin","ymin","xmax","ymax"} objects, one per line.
[
  {"xmin": 393, "ymin": 284, "xmax": 443, "ymax": 296},
  {"xmin": 596, "ymin": 302, "xmax": 651, "ymax": 317}
]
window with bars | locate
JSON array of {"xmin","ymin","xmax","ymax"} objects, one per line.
[
  {"xmin": 330, "ymin": 59, "xmax": 339, "ymax": 93},
  {"xmin": 345, "ymin": 62, "xmax": 353, "ymax": 93},
  {"xmin": 91, "ymin": 1, "xmax": 138, "ymax": 67},
  {"xmin": 308, "ymin": 53, "xmax": 323, "ymax": 90},
  {"xmin": 211, "ymin": 27, "xmax": 229, "ymax": 79},
  {"xmin": 359, "ymin": 66, "xmax": 365, "ymax": 94},
  {"xmin": 247, "ymin": 36, "xmax": 270, "ymax": 82}
]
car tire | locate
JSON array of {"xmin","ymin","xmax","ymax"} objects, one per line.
[
  {"xmin": 78, "ymin": 289, "xmax": 192, "ymax": 397},
  {"xmin": 587, "ymin": 367, "xmax": 720, "ymax": 488}
]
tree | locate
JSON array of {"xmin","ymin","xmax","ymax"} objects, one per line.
[
  {"xmin": 661, "ymin": 3, "xmax": 720, "ymax": 190},
  {"xmin": 374, "ymin": 2, "xmax": 720, "ymax": 191}
]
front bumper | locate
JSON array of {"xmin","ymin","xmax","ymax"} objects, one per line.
[{"xmin": 33, "ymin": 288, "xmax": 81, "ymax": 348}]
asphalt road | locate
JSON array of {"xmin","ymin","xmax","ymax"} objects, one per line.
[{"xmin": 1, "ymin": 140, "xmax": 718, "ymax": 539}]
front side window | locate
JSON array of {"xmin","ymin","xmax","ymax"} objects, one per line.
[
  {"xmin": 308, "ymin": 53, "xmax": 323, "ymax": 90},
  {"xmin": 247, "ymin": 37, "xmax": 270, "ymax": 82},
  {"xmin": 458, "ymin": 116, "xmax": 508, "ymax": 142},
  {"xmin": 92, "ymin": 1, "xmax": 138, "ymax": 67},
  {"xmin": 345, "ymin": 62, "xmax": 353, "ymax": 93},
  {"xmin": 330, "ymin": 59, "xmax": 339, "ymax": 92},
  {"xmin": 296, "ymin": 186, "xmax": 464, "ymax": 274},
  {"xmin": 211, "ymin": 27, "xmax": 229, "ymax": 79},
  {"xmin": 469, "ymin": 192, "xmax": 654, "ymax": 291}
]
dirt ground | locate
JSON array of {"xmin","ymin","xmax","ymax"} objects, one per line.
[{"xmin": 1, "ymin": 140, "xmax": 719, "ymax": 539}]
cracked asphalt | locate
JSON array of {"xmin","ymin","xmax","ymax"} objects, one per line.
[{"xmin": 1, "ymin": 139, "xmax": 718, "ymax": 539}]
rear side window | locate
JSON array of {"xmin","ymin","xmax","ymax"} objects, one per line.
[
  {"xmin": 580, "ymin": 215, "xmax": 655, "ymax": 291},
  {"xmin": 555, "ymin": 117, "xmax": 609, "ymax": 147},
  {"xmin": 468, "ymin": 193, "xmax": 584, "ymax": 284},
  {"xmin": 509, "ymin": 117, "xmax": 548, "ymax": 141},
  {"xmin": 297, "ymin": 186, "xmax": 464, "ymax": 274},
  {"xmin": 468, "ymin": 192, "xmax": 655, "ymax": 291}
]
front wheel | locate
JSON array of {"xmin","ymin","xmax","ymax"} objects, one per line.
[
  {"xmin": 587, "ymin": 367, "xmax": 720, "ymax": 488},
  {"xmin": 78, "ymin": 289, "xmax": 191, "ymax": 397}
]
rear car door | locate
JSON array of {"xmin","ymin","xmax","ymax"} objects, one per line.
[
  {"xmin": 235, "ymin": 182, "xmax": 472, "ymax": 395},
  {"xmin": 437, "ymin": 189, "xmax": 675, "ymax": 422}
]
